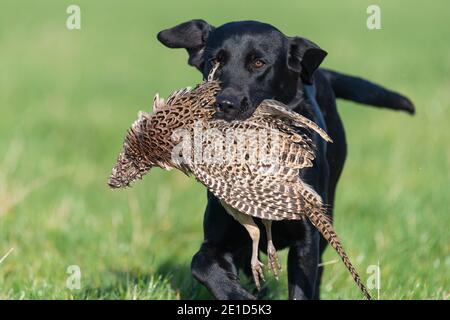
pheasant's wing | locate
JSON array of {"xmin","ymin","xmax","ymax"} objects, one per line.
[
  {"xmin": 206, "ymin": 119, "xmax": 317, "ymax": 172},
  {"xmin": 251, "ymin": 99, "xmax": 333, "ymax": 143},
  {"xmin": 189, "ymin": 116, "xmax": 328, "ymax": 220},
  {"xmin": 190, "ymin": 162, "xmax": 324, "ymax": 221}
]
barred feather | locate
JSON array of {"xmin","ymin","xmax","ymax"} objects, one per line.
[{"xmin": 253, "ymin": 99, "xmax": 333, "ymax": 143}]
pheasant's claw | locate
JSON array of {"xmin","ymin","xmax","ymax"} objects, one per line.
[
  {"xmin": 267, "ymin": 244, "xmax": 281, "ymax": 279},
  {"xmin": 251, "ymin": 260, "xmax": 265, "ymax": 290}
]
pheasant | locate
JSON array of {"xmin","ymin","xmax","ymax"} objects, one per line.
[{"xmin": 108, "ymin": 66, "xmax": 372, "ymax": 299}]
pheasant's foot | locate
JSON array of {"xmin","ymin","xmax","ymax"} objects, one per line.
[
  {"xmin": 251, "ymin": 260, "xmax": 265, "ymax": 290},
  {"xmin": 267, "ymin": 242, "xmax": 281, "ymax": 279}
]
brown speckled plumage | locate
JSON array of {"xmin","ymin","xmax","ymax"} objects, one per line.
[{"xmin": 108, "ymin": 68, "xmax": 371, "ymax": 299}]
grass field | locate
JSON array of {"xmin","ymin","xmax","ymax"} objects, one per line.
[{"xmin": 0, "ymin": 0, "xmax": 448, "ymax": 299}]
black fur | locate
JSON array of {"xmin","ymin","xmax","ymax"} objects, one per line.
[{"xmin": 157, "ymin": 20, "xmax": 414, "ymax": 300}]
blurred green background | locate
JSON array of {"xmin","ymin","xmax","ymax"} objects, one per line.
[{"xmin": 0, "ymin": 0, "xmax": 448, "ymax": 299}]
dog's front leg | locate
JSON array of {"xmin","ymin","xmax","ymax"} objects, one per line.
[
  {"xmin": 191, "ymin": 242, "xmax": 256, "ymax": 300},
  {"xmin": 190, "ymin": 192, "xmax": 256, "ymax": 300},
  {"xmin": 287, "ymin": 220, "xmax": 320, "ymax": 300}
]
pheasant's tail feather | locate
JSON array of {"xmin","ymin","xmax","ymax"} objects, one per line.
[
  {"xmin": 256, "ymin": 99, "xmax": 333, "ymax": 143},
  {"xmin": 306, "ymin": 209, "xmax": 372, "ymax": 300}
]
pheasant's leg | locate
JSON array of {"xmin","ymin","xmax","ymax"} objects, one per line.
[
  {"xmin": 239, "ymin": 215, "xmax": 264, "ymax": 290},
  {"xmin": 220, "ymin": 202, "xmax": 265, "ymax": 290},
  {"xmin": 228, "ymin": 215, "xmax": 264, "ymax": 289},
  {"xmin": 262, "ymin": 220, "xmax": 281, "ymax": 278}
]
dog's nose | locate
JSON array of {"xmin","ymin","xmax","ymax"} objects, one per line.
[{"xmin": 214, "ymin": 96, "xmax": 239, "ymax": 113}]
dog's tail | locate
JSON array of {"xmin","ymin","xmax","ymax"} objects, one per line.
[{"xmin": 321, "ymin": 69, "xmax": 415, "ymax": 115}]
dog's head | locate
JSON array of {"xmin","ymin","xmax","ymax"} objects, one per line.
[{"xmin": 157, "ymin": 20, "xmax": 327, "ymax": 120}]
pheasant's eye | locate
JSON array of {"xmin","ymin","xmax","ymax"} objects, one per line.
[{"xmin": 251, "ymin": 59, "xmax": 265, "ymax": 69}]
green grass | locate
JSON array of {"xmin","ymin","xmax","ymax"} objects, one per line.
[{"xmin": 0, "ymin": 0, "xmax": 448, "ymax": 300}]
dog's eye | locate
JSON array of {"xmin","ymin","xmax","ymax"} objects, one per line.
[{"xmin": 251, "ymin": 59, "xmax": 265, "ymax": 69}]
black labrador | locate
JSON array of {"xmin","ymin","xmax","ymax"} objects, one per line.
[{"xmin": 157, "ymin": 20, "xmax": 414, "ymax": 300}]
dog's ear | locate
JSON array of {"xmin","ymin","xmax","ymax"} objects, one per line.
[
  {"xmin": 287, "ymin": 37, "xmax": 327, "ymax": 84},
  {"xmin": 157, "ymin": 19, "xmax": 215, "ymax": 70}
]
